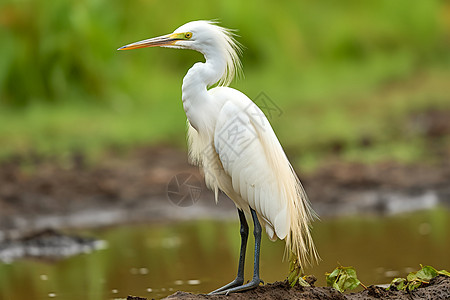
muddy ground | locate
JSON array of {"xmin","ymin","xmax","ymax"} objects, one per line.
[
  {"xmin": 127, "ymin": 276, "xmax": 450, "ymax": 300},
  {"xmin": 0, "ymin": 146, "xmax": 449, "ymax": 236}
]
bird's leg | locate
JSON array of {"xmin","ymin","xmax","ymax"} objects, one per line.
[
  {"xmin": 209, "ymin": 209, "xmax": 248, "ymax": 294},
  {"xmin": 211, "ymin": 207, "xmax": 263, "ymax": 295}
]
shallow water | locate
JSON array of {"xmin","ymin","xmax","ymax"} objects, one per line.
[{"xmin": 0, "ymin": 208, "xmax": 449, "ymax": 300}]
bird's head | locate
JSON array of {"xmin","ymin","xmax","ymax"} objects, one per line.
[
  {"xmin": 118, "ymin": 20, "xmax": 234, "ymax": 52},
  {"xmin": 118, "ymin": 20, "xmax": 242, "ymax": 86}
]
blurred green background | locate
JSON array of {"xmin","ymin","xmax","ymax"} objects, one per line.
[{"xmin": 1, "ymin": 0, "xmax": 449, "ymax": 169}]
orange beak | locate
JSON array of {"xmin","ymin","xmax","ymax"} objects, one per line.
[{"xmin": 117, "ymin": 33, "xmax": 177, "ymax": 50}]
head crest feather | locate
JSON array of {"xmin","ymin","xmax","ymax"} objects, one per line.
[{"xmin": 205, "ymin": 21, "xmax": 243, "ymax": 86}]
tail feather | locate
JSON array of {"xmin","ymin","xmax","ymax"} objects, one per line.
[
  {"xmin": 256, "ymin": 120, "xmax": 319, "ymax": 270},
  {"xmin": 284, "ymin": 163, "xmax": 319, "ymax": 269}
]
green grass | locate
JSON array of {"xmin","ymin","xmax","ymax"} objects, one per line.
[
  {"xmin": 0, "ymin": 99, "xmax": 187, "ymax": 160},
  {"xmin": 1, "ymin": 0, "xmax": 449, "ymax": 169}
]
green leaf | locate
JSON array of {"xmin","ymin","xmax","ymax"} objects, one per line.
[
  {"xmin": 416, "ymin": 265, "xmax": 438, "ymax": 281},
  {"xmin": 288, "ymin": 271, "xmax": 297, "ymax": 286},
  {"xmin": 288, "ymin": 253, "xmax": 301, "ymax": 287},
  {"xmin": 326, "ymin": 266, "xmax": 361, "ymax": 293},
  {"xmin": 407, "ymin": 271, "xmax": 418, "ymax": 282},
  {"xmin": 297, "ymin": 277, "xmax": 311, "ymax": 287},
  {"xmin": 438, "ymin": 269, "xmax": 450, "ymax": 277},
  {"xmin": 389, "ymin": 278, "xmax": 407, "ymax": 291},
  {"xmin": 343, "ymin": 277, "xmax": 361, "ymax": 291},
  {"xmin": 326, "ymin": 268, "xmax": 341, "ymax": 287},
  {"xmin": 288, "ymin": 272, "xmax": 311, "ymax": 287},
  {"xmin": 407, "ymin": 281, "xmax": 422, "ymax": 291},
  {"xmin": 406, "ymin": 265, "xmax": 438, "ymax": 289},
  {"xmin": 333, "ymin": 281, "xmax": 342, "ymax": 291}
]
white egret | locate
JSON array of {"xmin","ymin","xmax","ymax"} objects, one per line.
[{"xmin": 118, "ymin": 20, "xmax": 318, "ymax": 295}]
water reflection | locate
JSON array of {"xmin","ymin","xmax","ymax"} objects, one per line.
[{"xmin": 0, "ymin": 208, "xmax": 449, "ymax": 299}]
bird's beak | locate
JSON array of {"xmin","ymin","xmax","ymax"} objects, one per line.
[{"xmin": 117, "ymin": 33, "xmax": 178, "ymax": 50}]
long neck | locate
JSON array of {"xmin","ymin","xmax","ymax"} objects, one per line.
[{"xmin": 181, "ymin": 51, "xmax": 226, "ymax": 131}]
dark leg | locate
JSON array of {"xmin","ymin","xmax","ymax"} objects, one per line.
[
  {"xmin": 210, "ymin": 207, "xmax": 263, "ymax": 295},
  {"xmin": 209, "ymin": 209, "xmax": 249, "ymax": 294}
]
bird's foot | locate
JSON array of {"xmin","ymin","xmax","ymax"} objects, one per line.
[
  {"xmin": 209, "ymin": 277, "xmax": 262, "ymax": 295},
  {"xmin": 208, "ymin": 277, "xmax": 244, "ymax": 295}
]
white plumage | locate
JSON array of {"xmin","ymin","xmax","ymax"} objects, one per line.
[
  {"xmin": 187, "ymin": 85, "xmax": 317, "ymax": 266},
  {"xmin": 119, "ymin": 20, "xmax": 318, "ymax": 294}
]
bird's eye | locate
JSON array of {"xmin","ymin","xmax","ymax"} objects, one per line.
[{"xmin": 185, "ymin": 32, "xmax": 192, "ymax": 39}]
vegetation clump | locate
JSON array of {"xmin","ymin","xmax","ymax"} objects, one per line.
[
  {"xmin": 323, "ymin": 264, "xmax": 450, "ymax": 293},
  {"xmin": 388, "ymin": 265, "xmax": 450, "ymax": 291},
  {"xmin": 325, "ymin": 265, "xmax": 364, "ymax": 292}
]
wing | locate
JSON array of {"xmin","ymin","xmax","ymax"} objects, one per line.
[{"xmin": 214, "ymin": 99, "xmax": 291, "ymax": 240}]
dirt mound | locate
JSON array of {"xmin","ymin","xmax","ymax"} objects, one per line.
[{"xmin": 159, "ymin": 276, "xmax": 450, "ymax": 300}]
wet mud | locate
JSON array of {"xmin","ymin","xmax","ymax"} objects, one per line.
[
  {"xmin": 1, "ymin": 146, "xmax": 449, "ymax": 236},
  {"xmin": 124, "ymin": 276, "xmax": 450, "ymax": 300}
]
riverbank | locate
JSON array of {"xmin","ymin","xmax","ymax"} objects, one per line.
[{"xmin": 1, "ymin": 146, "xmax": 449, "ymax": 238}]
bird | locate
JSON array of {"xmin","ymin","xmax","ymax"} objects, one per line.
[{"xmin": 118, "ymin": 20, "xmax": 318, "ymax": 295}]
